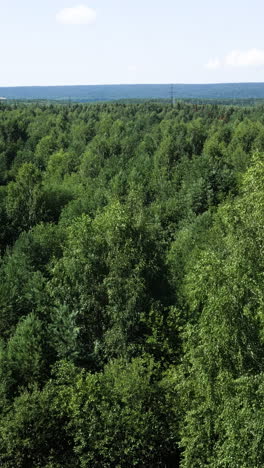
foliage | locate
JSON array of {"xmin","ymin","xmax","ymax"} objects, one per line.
[{"xmin": 0, "ymin": 100, "xmax": 264, "ymax": 466}]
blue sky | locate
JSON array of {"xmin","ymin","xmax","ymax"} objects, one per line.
[{"xmin": 1, "ymin": 0, "xmax": 264, "ymax": 86}]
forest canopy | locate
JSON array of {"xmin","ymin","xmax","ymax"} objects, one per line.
[{"xmin": 0, "ymin": 100, "xmax": 263, "ymax": 467}]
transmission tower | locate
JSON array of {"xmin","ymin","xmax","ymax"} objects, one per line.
[{"xmin": 170, "ymin": 84, "xmax": 174, "ymax": 107}]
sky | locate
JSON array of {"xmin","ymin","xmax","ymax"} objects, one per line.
[{"xmin": 0, "ymin": 0, "xmax": 264, "ymax": 86}]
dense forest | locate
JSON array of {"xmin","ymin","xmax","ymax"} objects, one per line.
[{"xmin": 0, "ymin": 100, "xmax": 263, "ymax": 467}]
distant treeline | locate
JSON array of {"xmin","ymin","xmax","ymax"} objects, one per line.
[
  {"xmin": 2, "ymin": 82, "xmax": 264, "ymax": 101},
  {"xmin": 0, "ymin": 100, "xmax": 264, "ymax": 467},
  {"xmin": 2, "ymin": 97, "xmax": 264, "ymax": 107}
]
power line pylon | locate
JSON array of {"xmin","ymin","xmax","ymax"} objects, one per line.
[{"xmin": 170, "ymin": 84, "xmax": 174, "ymax": 107}]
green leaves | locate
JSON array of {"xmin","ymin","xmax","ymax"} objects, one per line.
[
  {"xmin": 54, "ymin": 357, "xmax": 178, "ymax": 467},
  {"xmin": 177, "ymin": 152, "xmax": 264, "ymax": 466},
  {"xmin": 1, "ymin": 101, "xmax": 264, "ymax": 467},
  {"xmin": 6, "ymin": 163, "xmax": 43, "ymax": 232},
  {"xmin": 48, "ymin": 304, "xmax": 80, "ymax": 361}
]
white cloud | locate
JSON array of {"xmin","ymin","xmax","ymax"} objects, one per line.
[
  {"xmin": 225, "ymin": 49, "xmax": 264, "ymax": 67},
  {"xmin": 128, "ymin": 65, "xmax": 137, "ymax": 72},
  {"xmin": 205, "ymin": 58, "xmax": 221, "ymax": 70},
  {"xmin": 56, "ymin": 5, "xmax": 97, "ymax": 25},
  {"xmin": 206, "ymin": 48, "xmax": 264, "ymax": 70}
]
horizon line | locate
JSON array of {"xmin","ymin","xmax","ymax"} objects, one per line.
[{"xmin": 1, "ymin": 81, "xmax": 264, "ymax": 88}]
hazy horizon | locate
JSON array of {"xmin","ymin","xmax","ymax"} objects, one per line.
[
  {"xmin": 1, "ymin": 81, "xmax": 264, "ymax": 89},
  {"xmin": 2, "ymin": 82, "xmax": 264, "ymax": 102}
]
